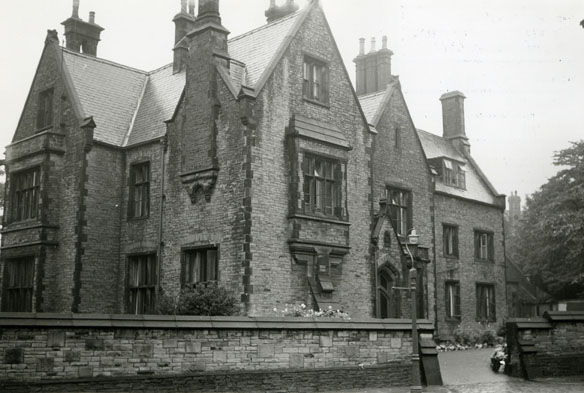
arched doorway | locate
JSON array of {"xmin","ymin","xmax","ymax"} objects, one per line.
[{"xmin": 377, "ymin": 264, "xmax": 401, "ymax": 318}]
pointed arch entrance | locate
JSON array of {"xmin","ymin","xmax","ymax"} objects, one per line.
[{"xmin": 377, "ymin": 262, "xmax": 401, "ymax": 318}]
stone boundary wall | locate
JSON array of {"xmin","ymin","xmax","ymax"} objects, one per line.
[
  {"xmin": 507, "ymin": 311, "xmax": 584, "ymax": 379},
  {"xmin": 0, "ymin": 314, "xmax": 434, "ymax": 392}
]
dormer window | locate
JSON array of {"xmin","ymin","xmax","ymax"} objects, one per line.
[{"xmin": 443, "ymin": 159, "xmax": 466, "ymax": 189}]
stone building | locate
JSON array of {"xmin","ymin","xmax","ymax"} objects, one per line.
[
  {"xmin": 1, "ymin": 0, "xmax": 506, "ymax": 340},
  {"xmin": 357, "ymin": 42, "xmax": 507, "ymax": 338}
]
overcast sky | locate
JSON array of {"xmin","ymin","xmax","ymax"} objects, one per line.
[{"xmin": 1, "ymin": 0, "xmax": 583, "ymax": 206}]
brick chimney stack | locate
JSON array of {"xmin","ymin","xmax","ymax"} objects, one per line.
[
  {"xmin": 179, "ymin": 0, "xmax": 231, "ymax": 202},
  {"xmin": 265, "ymin": 0, "xmax": 299, "ymax": 23},
  {"xmin": 440, "ymin": 91, "xmax": 470, "ymax": 154},
  {"xmin": 354, "ymin": 36, "xmax": 393, "ymax": 96},
  {"xmin": 61, "ymin": 0, "xmax": 104, "ymax": 57},
  {"xmin": 172, "ymin": 0, "xmax": 197, "ymax": 73}
]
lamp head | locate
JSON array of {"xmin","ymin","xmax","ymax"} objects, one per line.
[{"xmin": 408, "ymin": 229, "xmax": 419, "ymax": 245}]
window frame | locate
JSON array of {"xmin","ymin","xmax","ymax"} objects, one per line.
[
  {"xmin": 443, "ymin": 224, "xmax": 459, "ymax": 258},
  {"xmin": 126, "ymin": 253, "xmax": 157, "ymax": 315},
  {"xmin": 474, "ymin": 230, "xmax": 494, "ymax": 261},
  {"xmin": 1, "ymin": 256, "xmax": 35, "ymax": 312},
  {"xmin": 386, "ymin": 187, "xmax": 412, "ymax": 237},
  {"xmin": 476, "ymin": 283, "xmax": 496, "ymax": 322},
  {"xmin": 128, "ymin": 161, "xmax": 150, "ymax": 219},
  {"xmin": 442, "ymin": 159, "xmax": 466, "ymax": 190},
  {"xmin": 302, "ymin": 56, "xmax": 329, "ymax": 106},
  {"xmin": 182, "ymin": 247, "xmax": 219, "ymax": 288},
  {"xmin": 36, "ymin": 88, "xmax": 54, "ymax": 131},
  {"xmin": 302, "ymin": 154, "xmax": 343, "ymax": 219},
  {"xmin": 10, "ymin": 166, "xmax": 41, "ymax": 223},
  {"xmin": 445, "ymin": 280, "xmax": 461, "ymax": 320}
]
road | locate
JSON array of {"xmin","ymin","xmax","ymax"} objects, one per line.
[{"xmin": 324, "ymin": 348, "xmax": 584, "ymax": 393}]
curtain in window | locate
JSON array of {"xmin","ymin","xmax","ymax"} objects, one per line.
[
  {"xmin": 127, "ymin": 255, "xmax": 156, "ymax": 314},
  {"xmin": 2, "ymin": 257, "xmax": 34, "ymax": 312}
]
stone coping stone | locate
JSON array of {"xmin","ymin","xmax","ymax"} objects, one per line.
[
  {"xmin": 0, "ymin": 313, "xmax": 434, "ymax": 331},
  {"xmin": 544, "ymin": 311, "xmax": 584, "ymax": 321},
  {"xmin": 507, "ymin": 318, "xmax": 552, "ymax": 329}
]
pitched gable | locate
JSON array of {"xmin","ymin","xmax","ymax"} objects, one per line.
[{"xmin": 63, "ymin": 49, "xmax": 147, "ymax": 146}]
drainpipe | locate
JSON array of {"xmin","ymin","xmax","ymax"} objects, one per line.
[{"xmin": 156, "ymin": 136, "xmax": 168, "ymax": 303}]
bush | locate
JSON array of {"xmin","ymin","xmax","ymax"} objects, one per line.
[
  {"xmin": 157, "ymin": 285, "xmax": 240, "ymax": 316},
  {"xmin": 177, "ymin": 285, "xmax": 239, "ymax": 316}
]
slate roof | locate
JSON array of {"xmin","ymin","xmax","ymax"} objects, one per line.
[
  {"xmin": 358, "ymin": 78, "xmax": 399, "ymax": 127},
  {"xmin": 63, "ymin": 49, "xmax": 147, "ymax": 146},
  {"xmin": 417, "ymin": 129, "xmax": 500, "ymax": 205},
  {"xmin": 60, "ymin": 6, "xmax": 308, "ymax": 148},
  {"xmin": 229, "ymin": 8, "xmax": 304, "ymax": 89}
]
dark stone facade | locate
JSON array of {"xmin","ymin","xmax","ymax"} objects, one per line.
[{"xmin": 1, "ymin": 0, "xmax": 506, "ymax": 341}]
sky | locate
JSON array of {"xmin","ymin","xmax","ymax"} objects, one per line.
[{"xmin": 0, "ymin": 0, "xmax": 583, "ymax": 206}]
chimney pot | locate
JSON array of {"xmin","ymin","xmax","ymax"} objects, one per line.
[
  {"xmin": 89, "ymin": 11, "xmax": 95, "ymax": 24},
  {"xmin": 382, "ymin": 35, "xmax": 388, "ymax": 50},
  {"xmin": 188, "ymin": 0, "xmax": 195, "ymax": 15},
  {"xmin": 370, "ymin": 37, "xmax": 376, "ymax": 53},
  {"xmin": 359, "ymin": 38, "xmax": 365, "ymax": 55},
  {"xmin": 73, "ymin": 0, "xmax": 80, "ymax": 18},
  {"xmin": 181, "ymin": 0, "xmax": 187, "ymax": 12}
]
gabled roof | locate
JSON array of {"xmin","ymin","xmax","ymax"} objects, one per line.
[
  {"xmin": 63, "ymin": 49, "xmax": 147, "ymax": 146},
  {"xmin": 228, "ymin": 8, "xmax": 306, "ymax": 90},
  {"xmin": 59, "ymin": 3, "xmax": 314, "ymax": 148},
  {"xmin": 417, "ymin": 129, "xmax": 501, "ymax": 205},
  {"xmin": 358, "ymin": 78, "xmax": 399, "ymax": 127}
]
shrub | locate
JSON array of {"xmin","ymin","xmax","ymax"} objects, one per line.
[
  {"xmin": 157, "ymin": 285, "xmax": 240, "ymax": 316},
  {"xmin": 177, "ymin": 285, "xmax": 240, "ymax": 316}
]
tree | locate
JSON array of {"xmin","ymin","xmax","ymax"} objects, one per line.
[{"xmin": 511, "ymin": 141, "xmax": 584, "ymax": 299}]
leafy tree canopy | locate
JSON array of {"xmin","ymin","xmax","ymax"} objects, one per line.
[{"xmin": 512, "ymin": 141, "xmax": 584, "ymax": 299}]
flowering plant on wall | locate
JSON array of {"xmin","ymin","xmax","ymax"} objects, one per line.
[{"xmin": 272, "ymin": 303, "xmax": 350, "ymax": 319}]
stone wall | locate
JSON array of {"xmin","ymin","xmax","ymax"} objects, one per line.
[
  {"xmin": 0, "ymin": 314, "xmax": 433, "ymax": 392},
  {"xmin": 506, "ymin": 311, "xmax": 584, "ymax": 379}
]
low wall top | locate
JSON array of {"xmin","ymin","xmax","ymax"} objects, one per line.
[{"xmin": 0, "ymin": 313, "xmax": 435, "ymax": 331}]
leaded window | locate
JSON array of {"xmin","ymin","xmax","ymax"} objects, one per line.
[
  {"xmin": 1, "ymin": 257, "xmax": 35, "ymax": 312},
  {"xmin": 183, "ymin": 248, "xmax": 218, "ymax": 287},
  {"xmin": 303, "ymin": 155, "xmax": 342, "ymax": 218},
  {"xmin": 127, "ymin": 254, "xmax": 156, "ymax": 314},
  {"xmin": 445, "ymin": 281, "xmax": 461, "ymax": 319},
  {"xmin": 11, "ymin": 167, "xmax": 40, "ymax": 222},
  {"xmin": 129, "ymin": 162, "xmax": 150, "ymax": 218},
  {"xmin": 476, "ymin": 283, "xmax": 496, "ymax": 321},
  {"xmin": 303, "ymin": 57, "xmax": 329, "ymax": 104},
  {"xmin": 387, "ymin": 188, "xmax": 411, "ymax": 236}
]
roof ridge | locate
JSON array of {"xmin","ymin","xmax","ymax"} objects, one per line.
[
  {"xmin": 228, "ymin": 8, "xmax": 303, "ymax": 43},
  {"xmin": 148, "ymin": 62, "xmax": 175, "ymax": 75},
  {"xmin": 62, "ymin": 47, "xmax": 149, "ymax": 75}
]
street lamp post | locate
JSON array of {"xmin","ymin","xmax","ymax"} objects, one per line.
[{"xmin": 404, "ymin": 230, "xmax": 422, "ymax": 393}]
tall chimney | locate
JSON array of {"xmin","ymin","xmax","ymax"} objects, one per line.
[
  {"xmin": 173, "ymin": 0, "xmax": 196, "ymax": 73},
  {"xmin": 354, "ymin": 36, "xmax": 393, "ymax": 96},
  {"xmin": 440, "ymin": 91, "xmax": 470, "ymax": 154},
  {"xmin": 265, "ymin": 0, "xmax": 299, "ymax": 23},
  {"xmin": 178, "ymin": 0, "xmax": 230, "ymax": 201},
  {"xmin": 62, "ymin": 0, "xmax": 104, "ymax": 56}
]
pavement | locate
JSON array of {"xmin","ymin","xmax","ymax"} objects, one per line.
[{"xmin": 322, "ymin": 348, "xmax": 584, "ymax": 393}]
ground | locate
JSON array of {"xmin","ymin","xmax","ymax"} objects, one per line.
[{"xmin": 324, "ymin": 348, "xmax": 584, "ymax": 393}]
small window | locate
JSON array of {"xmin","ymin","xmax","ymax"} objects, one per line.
[
  {"xmin": 183, "ymin": 248, "xmax": 218, "ymax": 287},
  {"xmin": 443, "ymin": 159, "xmax": 466, "ymax": 189},
  {"xmin": 127, "ymin": 254, "xmax": 157, "ymax": 314},
  {"xmin": 303, "ymin": 57, "xmax": 329, "ymax": 105},
  {"xmin": 474, "ymin": 230, "xmax": 494, "ymax": 261},
  {"xmin": 1, "ymin": 257, "xmax": 35, "ymax": 312},
  {"xmin": 476, "ymin": 283, "xmax": 496, "ymax": 321},
  {"xmin": 37, "ymin": 88, "xmax": 54, "ymax": 130},
  {"xmin": 387, "ymin": 188, "xmax": 411, "ymax": 236},
  {"xmin": 445, "ymin": 281, "xmax": 460, "ymax": 319},
  {"xmin": 129, "ymin": 162, "xmax": 150, "ymax": 219},
  {"xmin": 443, "ymin": 225, "xmax": 458, "ymax": 258},
  {"xmin": 394, "ymin": 126, "xmax": 401, "ymax": 150},
  {"xmin": 303, "ymin": 154, "xmax": 342, "ymax": 218},
  {"xmin": 10, "ymin": 167, "xmax": 41, "ymax": 222}
]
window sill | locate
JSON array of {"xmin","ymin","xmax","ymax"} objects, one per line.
[
  {"xmin": 476, "ymin": 319, "xmax": 497, "ymax": 323},
  {"xmin": 289, "ymin": 213, "xmax": 350, "ymax": 226},
  {"xmin": 445, "ymin": 317, "xmax": 461, "ymax": 323},
  {"xmin": 474, "ymin": 258, "xmax": 495, "ymax": 264},
  {"xmin": 444, "ymin": 255, "xmax": 459, "ymax": 260},
  {"xmin": 127, "ymin": 215, "xmax": 150, "ymax": 222},
  {"xmin": 303, "ymin": 97, "xmax": 330, "ymax": 109}
]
